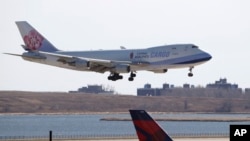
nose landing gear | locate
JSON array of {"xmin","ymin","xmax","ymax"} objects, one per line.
[{"xmin": 188, "ymin": 67, "xmax": 194, "ymax": 77}]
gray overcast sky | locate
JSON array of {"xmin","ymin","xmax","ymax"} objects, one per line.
[{"xmin": 1, "ymin": 0, "xmax": 250, "ymax": 94}]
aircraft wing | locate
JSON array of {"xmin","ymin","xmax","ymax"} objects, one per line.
[
  {"xmin": 39, "ymin": 51, "xmax": 133, "ymax": 73},
  {"xmin": 5, "ymin": 50, "xmax": 150, "ymax": 73}
]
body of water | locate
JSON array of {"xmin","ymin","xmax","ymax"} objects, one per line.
[{"xmin": 0, "ymin": 113, "xmax": 250, "ymax": 137}]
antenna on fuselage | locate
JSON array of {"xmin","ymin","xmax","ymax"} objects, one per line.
[{"xmin": 120, "ymin": 46, "xmax": 126, "ymax": 49}]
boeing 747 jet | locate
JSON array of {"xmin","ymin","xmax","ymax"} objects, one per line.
[{"xmin": 6, "ymin": 21, "xmax": 212, "ymax": 81}]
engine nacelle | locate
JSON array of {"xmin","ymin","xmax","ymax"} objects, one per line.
[
  {"xmin": 70, "ymin": 60, "xmax": 90, "ymax": 68},
  {"xmin": 111, "ymin": 64, "xmax": 130, "ymax": 73},
  {"xmin": 152, "ymin": 69, "xmax": 168, "ymax": 73}
]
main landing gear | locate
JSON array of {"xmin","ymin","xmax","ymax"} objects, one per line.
[
  {"xmin": 128, "ymin": 72, "xmax": 136, "ymax": 81},
  {"xmin": 107, "ymin": 73, "xmax": 123, "ymax": 81},
  {"xmin": 107, "ymin": 72, "xmax": 136, "ymax": 81},
  {"xmin": 188, "ymin": 67, "xmax": 194, "ymax": 77}
]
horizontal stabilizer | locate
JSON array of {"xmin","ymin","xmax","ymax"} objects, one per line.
[{"xmin": 3, "ymin": 53, "xmax": 23, "ymax": 57}]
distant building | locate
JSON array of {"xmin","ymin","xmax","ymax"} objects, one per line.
[
  {"xmin": 144, "ymin": 83, "xmax": 151, "ymax": 89},
  {"xmin": 137, "ymin": 84, "xmax": 161, "ymax": 96},
  {"xmin": 206, "ymin": 78, "xmax": 238, "ymax": 90},
  {"xmin": 183, "ymin": 84, "xmax": 190, "ymax": 88},
  {"xmin": 245, "ymin": 88, "xmax": 250, "ymax": 94},
  {"xmin": 69, "ymin": 85, "xmax": 114, "ymax": 94},
  {"xmin": 137, "ymin": 78, "xmax": 243, "ymax": 97},
  {"xmin": 162, "ymin": 83, "xmax": 170, "ymax": 89}
]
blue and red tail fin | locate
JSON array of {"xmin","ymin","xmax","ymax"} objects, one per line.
[
  {"xmin": 15, "ymin": 21, "xmax": 59, "ymax": 52},
  {"xmin": 129, "ymin": 110, "xmax": 173, "ymax": 141}
]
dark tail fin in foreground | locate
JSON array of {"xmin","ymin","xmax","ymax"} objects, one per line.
[{"xmin": 129, "ymin": 110, "xmax": 173, "ymax": 141}]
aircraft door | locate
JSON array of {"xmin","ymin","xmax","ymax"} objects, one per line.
[{"xmin": 171, "ymin": 46, "xmax": 179, "ymax": 56}]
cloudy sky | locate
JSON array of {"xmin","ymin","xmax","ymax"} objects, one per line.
[{"xmin": 1, "ymin": 0, "xmax": 250, "ymax": 94}]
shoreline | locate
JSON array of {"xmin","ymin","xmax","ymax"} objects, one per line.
[
  {"xmin": 100, "ymin": 117, "xmax": 250, "ymax": 122},
  {"xmin": 1, "ymin": 112, "xmax": 250, "ymax": 122},
  {"xmin": 1, "ymin": 111, "xmax": 250, "ymax": 116}
]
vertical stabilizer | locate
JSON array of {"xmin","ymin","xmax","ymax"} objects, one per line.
[
  {"xmin": 129, "ymin": 110, "xmax": 173, "ymax": 141},
  {"xmin": 15, "ymin": 21, "xmax": 59, "ymax": 52}
]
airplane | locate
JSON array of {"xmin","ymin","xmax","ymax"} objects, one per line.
[
  {"xmin": 5, "ymin": 21, "xmax": 212, "ymax": 81},
  {"xmin": 129, "ymin": 109, "xmax": 173, "ymax": 141}
]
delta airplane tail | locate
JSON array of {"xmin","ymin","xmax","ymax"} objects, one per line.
[
  {"xmin": 15, "ymin": 21, "xmax": 59, "ymax": 52},
  {"xmin": 129, "ymin": 110, "xmax": 173, "ymax": 141}
]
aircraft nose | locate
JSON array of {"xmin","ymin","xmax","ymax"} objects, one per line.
[{"xmin": 204, "ymin": 52, "xmax": 212, "ymax": 61}]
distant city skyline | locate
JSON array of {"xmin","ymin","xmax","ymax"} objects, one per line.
[{"xmin": 138, "ymin": 77, "xmax": 243, "ymax": 89}]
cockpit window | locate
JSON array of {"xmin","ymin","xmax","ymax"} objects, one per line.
[{"xmin": 192, "ymin": 45, "xmax": 198, "ymax": 48}]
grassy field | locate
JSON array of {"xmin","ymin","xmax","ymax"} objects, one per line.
[{"xmin": 1, "ymin": 91, "xmax": 250, "ymax": 113}]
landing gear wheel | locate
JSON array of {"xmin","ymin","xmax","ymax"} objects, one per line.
[
  {"xmin": 128, "ymin": 72, "xmax": 136, "ymax": 81},
  {"xmin": 188, "ymin": 72, "xmax": 193, "ymax": 77},
  {"xmin": 131, "ymin": 73, "xmax": 136, "ymax": 77},
  {"xmin": 107, "ymin": 73, "xmax": 123, "ymax": 81},
  {"xmin": 188, "ymin": 67, "xmax": 194, "ymax": 77},
  {"xmin": 128, "ymin": 77, "xmax": 134, "ymax": 81},
  {"xmin": 108, "ymin": 76, "xmax": 112, "ymax": 80},
  {"xmin": 118, "ymin": 75, "xmax": 123, "ymax": 80}
]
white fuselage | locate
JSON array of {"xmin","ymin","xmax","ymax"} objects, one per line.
[
  {"xmin": 12, "ymin": 21, "xmax": 212, "ymax": 81},
  {"xmin": 23, "ymin": 44, "xmax": 211, "ymax": 73}
]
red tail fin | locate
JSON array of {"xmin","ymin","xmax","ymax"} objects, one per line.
[{"xmin": 129, "ymin": 110, "xmax": 173, "ymax": 141}]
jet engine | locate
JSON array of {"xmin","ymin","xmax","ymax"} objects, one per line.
[
  {"xmin": 69, "ymin": 60, "xmax": 90, "ymax": 68},
  {"xmin": 151, "ymin": 69, "xmax": 168, "ymax": 73}
]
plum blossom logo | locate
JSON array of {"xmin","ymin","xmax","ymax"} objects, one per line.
[{"xmin": 24, "ymin": 30, "xmax": 44, "ymax": 50}]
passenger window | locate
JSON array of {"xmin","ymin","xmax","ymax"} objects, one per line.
[{"xmin": 192, "ymin": 45, "xmax": 198, "ymax": 48}]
